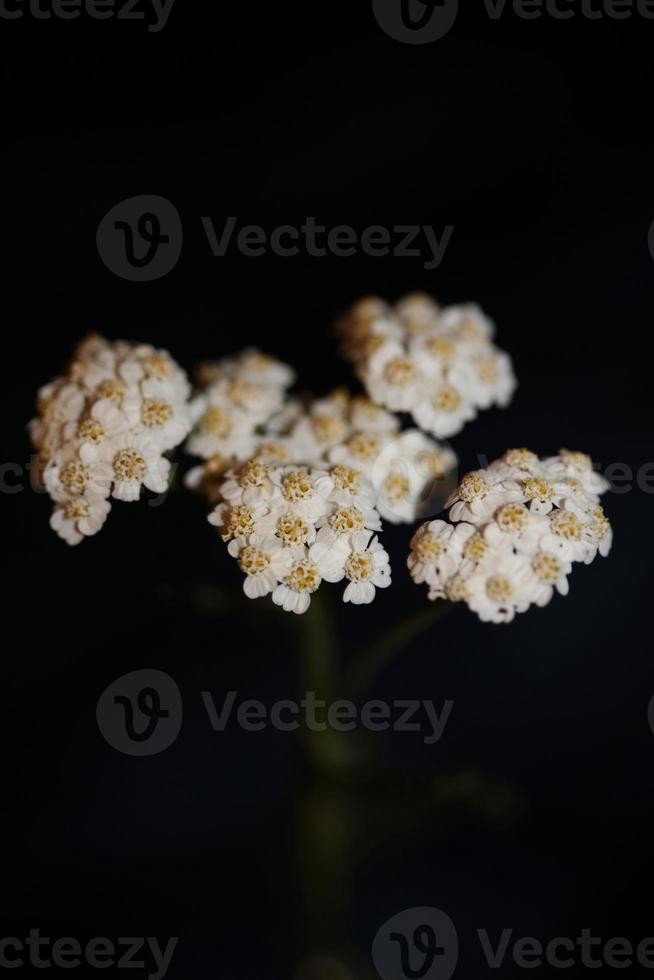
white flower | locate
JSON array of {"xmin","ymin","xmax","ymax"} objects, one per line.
[
  {"xmin": 410, "ymin": 449, "xmax": 612, "ymax": 623},
  {"xmin": 447, "ymin": 469, "xmax": 519, "ymax": 524},
  {"xmin": 315, "ymin": 501, "xmax": 382, "ymax": 545},
  {"xmin": 43, "ymin": 446, "xmax": 112, "ymax": 502},
  {"xmin": 32, "ymin": 335, "xmax": 191, "ymax": 543},
  {"xmin": 327, "ymin": 464, "xmax": 378, "ymax": 512},
  {"xmin": 466, "ymin": 552, "xmax": 538, "ymax": 624},
  {"xmin": 104, "ymin": 432, "xmax": 171, "ymax": 502},
  {"xmin": 271, "ymin": 467, "xmax": 334, "ymax": 523},
  {"xmin": 362, "ymin": 339, "xmax": 426, "ymax": 413},
  {"xmin": 413, "ymin": 384, "xmax": 477, "ymax": 439},
  {"xmin": 50, "ymin": 492, "xmax": 112, "ymax": 546},
  {"xmin": 342, "ymin": 531, "xmax": 391, "ymax": 605},
  {"xmin": 228, "ymin": 533, "xmax": 296, "ymax": 599},
  {"xmin": 186, "ymin": 398, "xmax": 257, "ymax": 462},
  {"xmin": 219, "ymin": 459, "xmax": 279, "ymax": 508},
  {"xmin": 371, "ymin": 429, "xmax": 456, "ymax": 524},
  {"xmin": 339, "ymin": 293, "xmax": 516, "ymax": 441},
  {"xmin": 348, "ymin": 397, "xmax": 400, "ymax": 435},
  {"xmin": 68, "ymin": 397, "xmax": 125, "ymax": 449},
  {"xmin": 329, "ymin": 431, "xmax": 394, "ymax": 480},
  {"xmin": 408, "ymin": 520, "xmax": 471, "ymax": 588},
  {"xmin": 272, "ymin": 554, "xmax": 327, "ymax": 614}
]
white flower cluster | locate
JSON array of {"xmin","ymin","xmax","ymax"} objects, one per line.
[
  {"xmin": 408, "ymin": 449, "xmax": 613, "ymax": 624},
  {"xmin": 187, "ymin": 349, "xmax": 460, "ymax": 614},
  {"xmin": 186, "ymin": 351, "xmax": 457, "ymax": 525},
  {"xmin": 208, "ymin": 461, "xmax": 391, "ymax": 613},
  {"xmin": 30, "ymin": 335, "xmax": 192, "ymax": 545},
  {"xmin": 338, "ymin": 292, "xmax": 517, "ymax": 438}
]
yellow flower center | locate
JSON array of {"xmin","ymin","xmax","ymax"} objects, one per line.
[
  {"xmin": 505, "ymin": 448, "xmax": 538, "ymax": 471},
  {"xmin": 384, "ymin": 358, "xmax": 415, "ymax": 387},
  {"xmin": 329, "ymin": 507, "xmax": 365, "ymax": 535},
  {"xmin": 282, "ymin": 469, "xmax": 314, "ymax": 501},
  {"xmin": 496, "ymin": 503, "xmax": 529, "ymax": 533},
  {"xmin": 141, "ymin": 399, "xmax": 172, "ymax": 429},
  {"xmin": 459, "ymin": 473, "xmax": 490, "ymax": 502},
  {"xmin": 477, "ymin": 357, "xmax": 499, "ymax": 383},
  {"xmin": 486, "ymin": 576, "xmax": 513, "ymax": 603},
  {"xmin": 383, "ymin": 473, "xmax": 411, "ymax": 502},
  {"xmin": 311, "ymin": 414, "xmax": 347, "ymax": 444},
  {"xmin": 551, "ymin": 510, "xmax": 581, "ymax": 540},
  {"xmin": 463, "ymin": 534, "xmax": 487, "ymax": 562},
  {"xmin": 332, "ymin": 465, "xmax": 361, "ymax": 494},
  {"xmin": 254, "ymin": 441, "xmax": 290, "ymax": 463},
  {"xmin": 239, "ymin": 460, "xmax": 269, "ymax": 488},
  {"xmin": 434, "ymin": 385, "xmax": 462, "ymax": 413},
  {"xmin": 426, "ymin": 338, "xmax": 455, "ymax": 363},
  {"xmin": 238, "ymin": 546, "xmax": 270, "ymax": 576},
  {"xmin": 285, "ymin": 559, "xmax": 321, "ymax": 594},
  {"xmin": 560, "ymin": 449, "xmax": 592, "ymax": 471},
  {"xmin": 416, "ymin": 534, "xmax": 445, "ymax": 562},
  {"xmin": 228, "ymin": 379, "xmax": 261, "ymax": 408},
  {"xmin": 348, "ymin": 434, "xmax": 381, "ymax": 463},
  {"xmin": 64, "ymin": 498, "xmax": 90, "ymax": 520},
  {"xmin": 522, "ymin": 477, "xmax": 554, "ymax": 501},
  {"xmin": 276, "ymin": 514, "xmax": 310, "ymax": 547},
  {"xmin": 345, "ymin": 551, "xmax": 375, "ymax": 582},
  {"xmin": 445, "ymin": 576, "xmax": 470, "ymax": 602},
  {"xmin": 223, "ymin": 505, "xmax": 256, "ymax": 541},
  {"xmin": 78, "ymin": 418, "xmax": 106, "ymax": 443},
  {"xmin": 113, "ymin": 448, "xmax": 146, "ymax": 482},
  {"xmin": 202, "ymin": 408, "xmax": 232, "ymax": 437},
  {"xmin": 143, "ymin": 354, "xmax": 172, "ymax": 380},
  {"xmin": 61, "ymin": 461, "xmax": 90, "ymax": 494},
  {"xmin": 533, "ymin": 554, "xmax": 562, "ymax": 584},
  {"xmin": 96, "ymin": 380, "xmax": 124, "ymax": 405}
]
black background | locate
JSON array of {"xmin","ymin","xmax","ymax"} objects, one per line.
[{"xmin": 2, "ymin": 1, "xmax": 654, "ymax": 978}]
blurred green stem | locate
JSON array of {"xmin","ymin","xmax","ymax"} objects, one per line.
[{"xmin": 299, "ymin": 594, "xmax": 451, "ymax": 776}]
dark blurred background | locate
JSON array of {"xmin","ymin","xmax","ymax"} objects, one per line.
[{"xmin": 2, "ymin": 2, "xmax": 654, "ymax": 977}]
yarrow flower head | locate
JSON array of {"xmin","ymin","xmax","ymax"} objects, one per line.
[
  {"xmin": 208, "ymin": 459, "xmax": 391, "ymax": 613},
  {"xmin": 30, "ymin": 335, "xmax": 192, "ymax": 545},
  {"xmin": 337, "ymin": 292, "xmax": 517, "ymax": 439},
  {"xmin": 408, "ymin": 449, "xmax": 612, "ymax": 623},
  {"xmin": 191, "ymin": 343, "xmax": 461, "ymax": 613}
]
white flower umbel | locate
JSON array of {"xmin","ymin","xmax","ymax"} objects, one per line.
[
  {"xmin": 208, "ymin": 454, "xmax": 391, "ymax": 614},
  {"xmin": 30, "ymin": 335, "xmax": 192, "ymax": 544},
  {"xmin": 338, "ymin": 292, "xmax": 517, "ymax": 439},
  {"xmin": 408, "ymin": 449, "xmax": 612, "ymax": 623}
]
